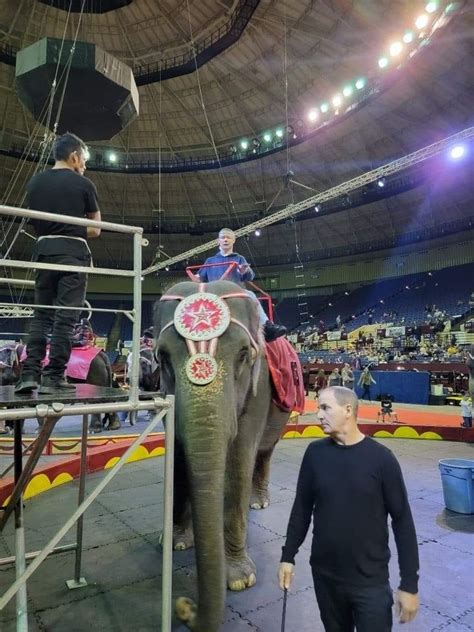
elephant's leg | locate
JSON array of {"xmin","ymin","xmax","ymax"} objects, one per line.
[
  {"xmin": 250, "ymin": 405, "xmax": 289, "ymax": 509},
  {"xmin": 107, "ymin": 413, "xmax": 121, "ymax": 431},
  {"xmin": 89, "ymin": 414, "xmax": 103, "ymax": 433},
  {"xmin": 250, "ymin": 448, "xmax": 273, "ymax": 509},
  {"xmin": 224, "ymin": 437, "xmax": 258, "ymax": 591},
  {"xmin": 172, "ymin": 441, "xmax": 194, "ymax": 550}
]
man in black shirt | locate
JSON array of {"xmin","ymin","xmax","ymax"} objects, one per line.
[
  {"xmin": 278, "ymin": 386, "xmax": 419, "ymax": 631},
  {"xmin": 15, "ymin": 132, "xmax": 101, "ymax": 395}
]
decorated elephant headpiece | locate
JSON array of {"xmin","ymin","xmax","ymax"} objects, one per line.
[{"xmin": 159, "ymin": 284, "xmax": 262, "ymax": 387}]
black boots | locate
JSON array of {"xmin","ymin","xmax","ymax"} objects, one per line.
[
  {"xmin": 264, "ymin": 320, "xmax": 287, "ymax": 342},
  {"xmin": 14, "ymin": 374, "xmax": 39, "ymax": 394},
  {"xmin": 38, "ymin": 376, "xmax": 76, "ymax": 395}
]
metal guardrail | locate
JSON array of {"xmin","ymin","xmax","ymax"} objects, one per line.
[{"xmin": 0, "ymin": 204, "xmax": 175, "ymax": 632}]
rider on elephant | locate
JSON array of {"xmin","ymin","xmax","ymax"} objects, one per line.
[{"xmin": 196, "ymin": 227, "xmax": 287, "ymax": 342}]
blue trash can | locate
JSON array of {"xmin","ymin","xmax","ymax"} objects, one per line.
[{"xmin": 438, "ymin": 459, "xmax": 474, "ymax": 514}]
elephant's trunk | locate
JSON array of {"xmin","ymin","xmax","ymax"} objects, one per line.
[{"xmin": 179, "ymin": 399, "xmax": 234, "ymax": 632}]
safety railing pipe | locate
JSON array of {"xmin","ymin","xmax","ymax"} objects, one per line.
[
  {"xmin": 129, "ymin": 232, "xmax": 142, "ymax": 407},
  {"xmin": 161, "ymin": 395, "xmax": 175, "ymax": 632},
  {"xmin": 0, "ymin": 399, "xmax": 169, "ymax": 421},
  {"xmin": 0, "ymin": 259, "xmax": 135, "ymax": 277},
  {"xmin": 0, "ymin": 204, "xmax": 143, "ymax": 235}
]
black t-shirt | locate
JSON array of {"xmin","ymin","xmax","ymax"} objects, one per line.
[
  {"xmin": 281, "ymin": 437, "xmax": 419, "ymax": 593},
  {"xmin": 26, "ymin": 168, "xmax": 99, "ymax": 258}
]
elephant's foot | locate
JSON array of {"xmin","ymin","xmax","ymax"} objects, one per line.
[
  {"xmin": 175, "ymin": 597, "xmax": 197, "ymax": 629},
  {"xmin": 226, "ymin": 554, "xmax": 257, "ymax": 591},
  {"xmin": 107, "ymin": 415, "xmax": 121, "ymax": 431},
  {"xmin": 158, "ymin": 524, "xmax": 195, "ymax": 551},
  {"xmin": 173, "ymin": 523, "xmax": 194, "ymax": 550},
  {"xmin": 249, "ymin": 489, "xmax": 269, "ymax": 510}
]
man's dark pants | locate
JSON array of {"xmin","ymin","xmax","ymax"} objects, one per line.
[
  {"xmin": 312, "ymin": 571, "xmax": 393, "ymax": 632},
  {"xmin": 23, "ymin": 255, "xmax": 87, "ymax": 380}
]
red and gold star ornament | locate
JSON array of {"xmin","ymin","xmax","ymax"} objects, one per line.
[
  {"xmin": 185, "ymin": 353, "xmax": 218, "ymax": 385},
  {"xmin": 174, "ymin": 293, "xmax": 230, "ymax": 341}
]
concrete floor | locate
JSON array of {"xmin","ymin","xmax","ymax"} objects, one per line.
[{"xmin": 0, "ymin": 437, "xmax": 473, "ymax": 631}]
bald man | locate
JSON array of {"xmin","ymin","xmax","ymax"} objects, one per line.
[{"xmin": 278, "ymin": 387, "xmax": 419, "ymax": 631}]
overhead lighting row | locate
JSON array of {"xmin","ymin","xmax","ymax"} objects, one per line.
[
  {"xmin": 231, "ymin": 2, "xmax": 455, "ymax": 157},
  {"xmin": 93, "ymin": 2, "xmax": 459, "ymax": 167}
]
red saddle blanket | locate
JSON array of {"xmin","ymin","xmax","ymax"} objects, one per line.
[
  {"xmin": 264, "ymin": 337, "xmax": 305, "ymax": 413},
  {"xmin": 21, "ymin": 345, "xmax": 102, "ymax": 381}
]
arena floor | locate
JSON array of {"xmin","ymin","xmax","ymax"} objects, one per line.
[{"xmin": 0, "ymin": 436, "xmax": 472, "ymax": 632}]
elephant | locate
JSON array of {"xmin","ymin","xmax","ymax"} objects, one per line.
[
  {"xmin": 154, "ymin": 280, "xmax": 291, "ymax": 632},
  {"xmin": 0, "ymin": 344, "xmax": 121, "ymax": 434}
]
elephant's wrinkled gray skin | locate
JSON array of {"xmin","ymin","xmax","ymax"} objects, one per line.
[{"xmin": 154, "ymin": 280, "xmax": 289, "ymax": 632}]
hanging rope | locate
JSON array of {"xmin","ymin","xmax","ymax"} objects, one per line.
[{"xmin": 1, "ymin": 0, "xmax": 88, "ymax": 308}]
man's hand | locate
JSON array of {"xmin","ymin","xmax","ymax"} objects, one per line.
[
  {"xmin": 239, "ymin": 263, "xmax": 250, "ymax": 274},
  {"xmin": 278, "ymin": 562, "xmax": 295, "ymax": 591},
  {"xmin": 190, "ymin": 273, "xmax": 200, "ymax": 282},
  {"xmin": 395, "ymin": 590, "xmax": 419, "ymax": 623}
]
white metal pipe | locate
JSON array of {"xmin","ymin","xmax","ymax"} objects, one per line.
[
  {"xmin": 0, "ymin": 278, "xmax": 35, "ymax": 287},
  {"xmin": 161, "ymin": 395, "xmax": 175, "ymax": 632},
  {"xmin": 0, "ymin": 302, "xmax": 133, "ymax": 316},
  {"xmin": 129, "ymin": 232, "xmax": 142, "ymax": 408},
  {"xmin": 0, "ymin": 204, "xmax": 143, "ymax": 235},
  {"xmin": 0, "ymin": 398, "xmax": 169, "ymax": 421},
  {"xmin": 0, "ymin": 259, "xmax": 135, "ymax": 277},
  {"xmin": 0, "ymin": 402, "xmax": 170, "ymax": 611}
]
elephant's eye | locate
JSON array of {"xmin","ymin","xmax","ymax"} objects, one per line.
[{"xmin": 237, "ymin": 348, "xmax": 249, "ymax": 364}]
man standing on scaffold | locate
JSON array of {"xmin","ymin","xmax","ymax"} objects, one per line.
[
  {"xmin": 15, "ymin": 132, "xmax": 101, "ymax": 395},
  {"xmin": 197, "ymin": 227, "xmax": 287, "ymax": 342}
]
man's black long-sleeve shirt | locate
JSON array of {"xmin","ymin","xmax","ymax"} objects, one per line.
[{"xmin": 281, "ymin": 437, "xmax": 419, "ymax": 593}]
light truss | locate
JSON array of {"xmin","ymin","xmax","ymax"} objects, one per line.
[
  {"xmin": 0, "ymin": 306, "xmax": 34, "ymax": 318},
  {"xmin": 142, "ymin": 126, "xmax": 474, "ymax": 276}
]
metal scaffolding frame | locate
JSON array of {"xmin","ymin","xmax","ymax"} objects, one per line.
[
  {"xmin": 0, "ymin": 205, "xmax": 175, "ymax": 632},
  {"xmin": 142, "ymin": 126, "xmax": 474, "ymax": 276}
]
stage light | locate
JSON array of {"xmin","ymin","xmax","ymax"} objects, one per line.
[
  {"xmin": 240, "ymin": 139, "xmax": 249, "ymax": 150},
  {"xmin": 378, "ymin": 56, "xmax": 389, "ymax": 69},
  {"xmin": 343, "ymin": 85, "xmax": 353, "ymax": 97},
  {"xmin": 328, "ymin": 302, "xmax": 333, "ymax": 307},
  {"xmin": 314, "ymin": 205, "xmax": 320, "ymax": 213},
  {"xmin": 263, "ymin": 132, "xmax": 272, "ymax": 143},
  {"xmin": 355, "ymin": 78, "xmax": 366, "ymax": 90},
  {"xmin": 377, "ymin": 178, "xmax": 386, "ymax": 188},
  {"xmin": 450, "ymin": 144, "xmax": 466, "ymax": 159},
  {"xmin": 275, "ymin": 128, "xmax": 284, "ymax": 138},
  {"xmin": 415, "ymin": 14, "xmax": 429, "ymax": 29},
  {"xmin": 308, "ymin": 109, "xmax": 319, "ymax": 122},
  {"xmin": 344, "ymin": 291, "xmax": 349, "ymax": 296},
  {"xmin": 332, "ymin": 94, "xmax": 342, "ymax": 107},
  {"xmin": 320, "ymin": 103, "xmax": 329, "ymax": 113},
  {"xmin": 254, "ymin": 229, "xmax": 261, "ymax": 236},
  {"xmin": 389, "ymin": 42, "xmax": 403, "ymax": 56},
  {"xmin": 108, "ymin": 152, "xmax": 117, "ymax": 162},
  {"xmin": 403, "ymin": 31, "xmax": 414, "ymax": 43},
  {"xmin": 165, "ymin": 266, "xmax": 170, "ymax": 272},
  {"xmin": 425, "ymin": 2, "xmax": 438, "ymax": 13}
]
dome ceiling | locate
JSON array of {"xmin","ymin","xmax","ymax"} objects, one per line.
[{"xmin": 0, "ymin": 0, "xmax": 472, "ymax": 271}]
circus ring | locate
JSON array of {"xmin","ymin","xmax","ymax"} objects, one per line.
[
  {"xmin": 0, "ymin": 398, "xmax": 471, "ymax": 511},
  {"xmin": 0, "ymin": 401, "xmax": 472, "ymax": 632}
]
